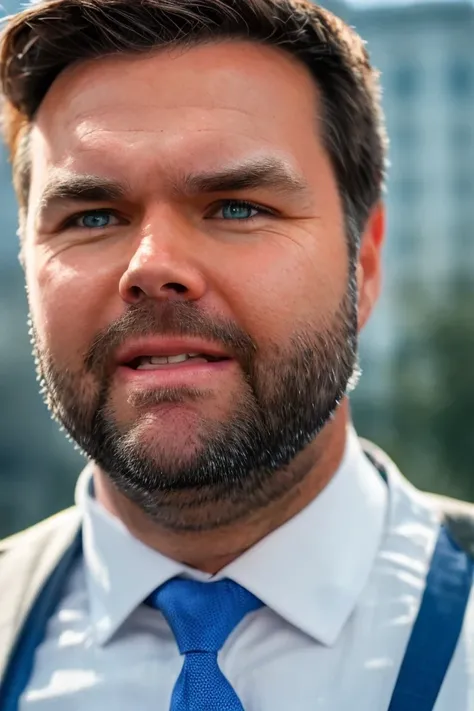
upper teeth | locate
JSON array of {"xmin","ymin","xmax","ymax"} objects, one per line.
[{"xmin": 137, "ymin": 353, "xmax": 199, "ymax": 367}]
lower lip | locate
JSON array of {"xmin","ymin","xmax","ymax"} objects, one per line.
[{"xmin": 116, "ymin": 359, "xmax": 235, "ymax": 388}]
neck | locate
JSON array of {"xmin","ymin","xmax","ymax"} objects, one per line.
[{"xmin": 93, "ymin": 402, "xmax": 350, "ymax": 574}]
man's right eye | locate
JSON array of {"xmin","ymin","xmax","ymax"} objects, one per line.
[{"xmin": 65, "ymin": 210, "xmax": 121, "ymax": 230}]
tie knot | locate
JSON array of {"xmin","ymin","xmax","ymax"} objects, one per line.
[{"xmin": 146, "ymin": 578, "xmax": 263, "ymax": 654}]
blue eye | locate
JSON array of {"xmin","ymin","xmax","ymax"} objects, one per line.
[
  {"xmin": 218, "ymin": 201, "xmax": 262, "ymax": 220},
  {"xmin": 77, "ymin": 211, "xmax": 117, "ymax": 229}
]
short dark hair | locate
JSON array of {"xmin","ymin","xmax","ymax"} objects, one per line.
[{"xmin": 0, "ymin": 0, "xmax": 387, "ymax": 247}]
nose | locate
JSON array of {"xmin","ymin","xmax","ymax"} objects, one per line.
[{"xmin": 119, "ymin": 210, "xmax": 208, "ymax": 304}]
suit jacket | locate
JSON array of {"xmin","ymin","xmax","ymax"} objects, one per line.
[{"xmin": 1, "ymin": 439, "xmax": 474, "ymax": 685}]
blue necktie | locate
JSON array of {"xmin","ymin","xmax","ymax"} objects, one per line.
[{"xmin": 146, "ymin": 578, "xmax": 263, "ymax": 710}]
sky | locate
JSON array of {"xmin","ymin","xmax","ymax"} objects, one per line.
[
  {"xmin": 349, "ymin": 0, "xmax": 462, "ymax": 5},
  {"xmin": 5, "ymin": 0, "xmax": 468, "ymax": 13}
]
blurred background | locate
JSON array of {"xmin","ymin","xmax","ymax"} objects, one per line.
[{"xmin": 1, "ymin": 0, "xmax": 473, "ymax": 537}]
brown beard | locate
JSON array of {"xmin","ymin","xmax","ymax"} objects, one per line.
[{"xmin": 31, "ymin": 270, "xmax": 359, "ymax": 530}]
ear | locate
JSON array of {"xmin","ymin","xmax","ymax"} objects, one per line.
[{"xmin": 356, "ymin": 202, "xmax": 385, "ymax": 331}]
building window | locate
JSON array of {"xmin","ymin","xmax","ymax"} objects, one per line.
[
  {"xmin": 450, "ymin": 124, "xmax": 472, "ymax": 152},
  {"xmin": 392, "ymin": 65, "xmax": 420, "ymax": 99},
  {"xmin": 453, "ymin": 220, "xmax": 472, "ymax": 248},
  {"xmin": 452, "ymin": 219, "xmax": 474, "ymax": 274},
  {"xmin": 397, "ymin": 227, "xmax": 418, "ymax": 255},
  {"xmin": 447, "ymin": 59, "xmax": 473, "ymax": 98},
  {"xmin": 395, "ymin": 176, "xmax": 423, "ymax": 205},
  {"xmin": 394, "ymin": 123, "xmax": 418, "ymax": 151},
  {"xmin": 451, "ymin": 172, "xmax": 473, "ymax": 200}
]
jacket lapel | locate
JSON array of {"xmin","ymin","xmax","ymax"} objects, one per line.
[{"xmin": 0, "ymin": 507, "xmax": 82, "ymax": 681}]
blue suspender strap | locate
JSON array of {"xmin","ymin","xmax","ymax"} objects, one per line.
[
  {"xmin": 388, "ymin": 524, "xmax": 474, "ymax": 711},
  {"xmin": 0, "ymin": 532, "xmax": 82, "ymax": 711}
]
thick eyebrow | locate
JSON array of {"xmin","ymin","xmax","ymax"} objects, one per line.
[
  {"xmin": 36, "ymin": 174, "xmax": 127, "ymax": 223},
  {"xmin": 180, "ymin": 157, "xmax": 309, "ymax": 196},
  {"xmin": 36, "ymin": 157, "xmax": 308, "ymax": 223}
]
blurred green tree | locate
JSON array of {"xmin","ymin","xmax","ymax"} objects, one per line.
[{"xmin": 355, "ymin": 278, "xmax": 474, "ymax": 501}]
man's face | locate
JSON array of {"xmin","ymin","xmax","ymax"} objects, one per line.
[{"xmin": 24, "ymin": 42, "xmax": 372, "ymax": 527}]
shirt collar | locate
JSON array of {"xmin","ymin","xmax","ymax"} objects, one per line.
[{"xmin": 77, "ymin": 427, "xmax": 388, "ymax": 647}]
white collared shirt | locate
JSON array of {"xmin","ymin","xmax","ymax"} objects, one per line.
[{"xmin": 20, "ymin": 430, "xmax": 474, "ymax": 710}]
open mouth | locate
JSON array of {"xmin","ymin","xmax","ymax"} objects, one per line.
[{"xmin": 126, "ymin": 353, "xmax": 229, "ymax": 370}]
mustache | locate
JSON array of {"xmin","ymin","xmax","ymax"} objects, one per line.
[{"xmin": 84, "ymin": 301, "xmax": 257, "ymax": 376}]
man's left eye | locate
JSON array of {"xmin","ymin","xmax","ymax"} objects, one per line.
[{"xmin": 212, "ymin": 201, "xmax": 269, "ymax": 220}]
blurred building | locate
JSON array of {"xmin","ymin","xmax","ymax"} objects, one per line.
[{"xmin": 329, "ymin": 0, "xmax": 474, "ymax": 403}]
